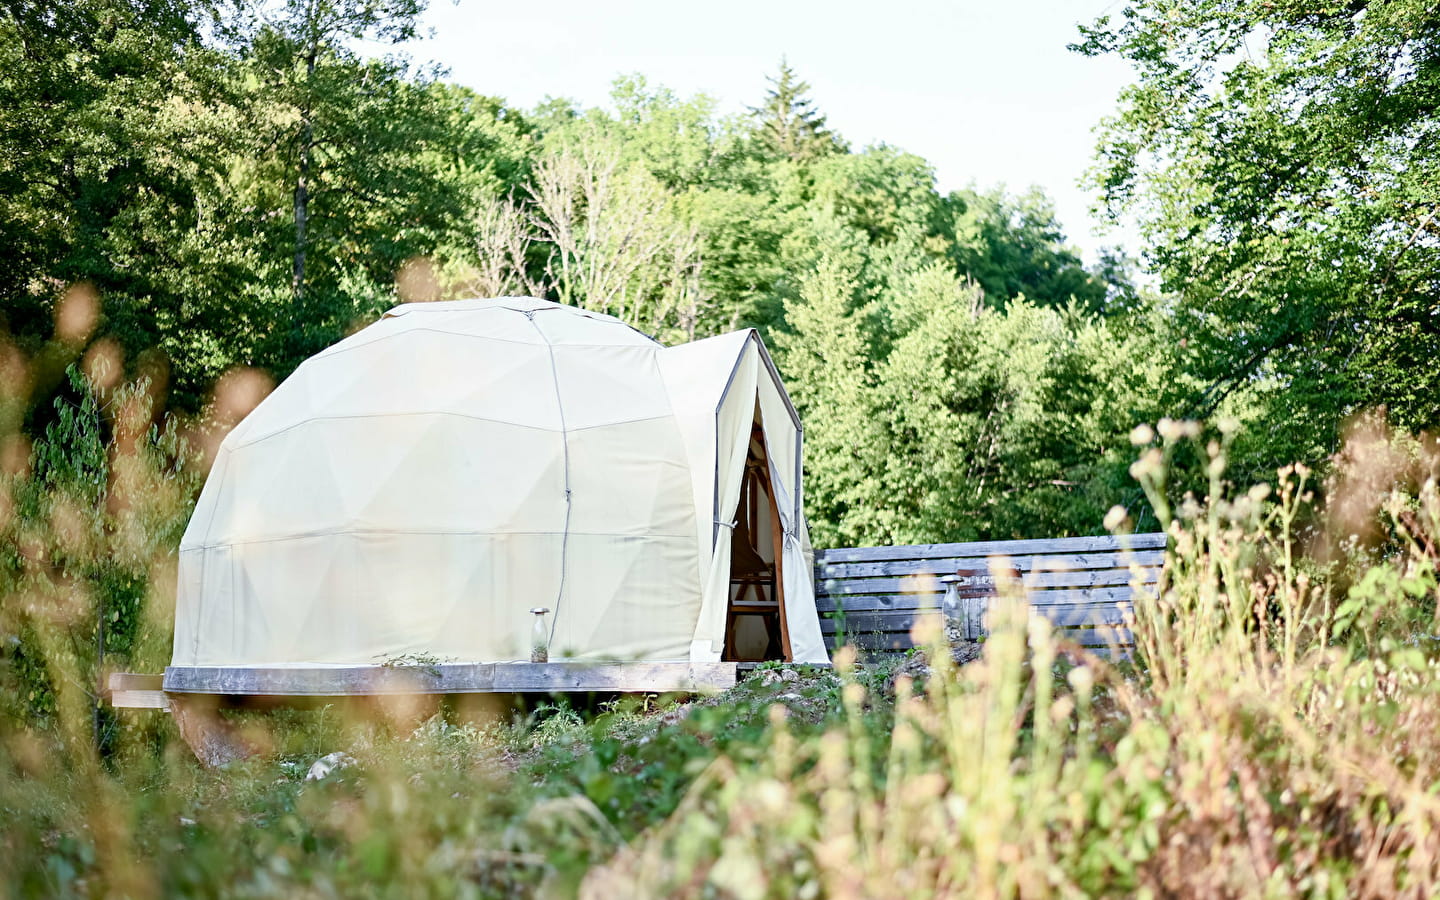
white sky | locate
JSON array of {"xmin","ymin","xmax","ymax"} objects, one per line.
[{"xmin": 404, "ymin": 0, "xmax": 1137, "ymax": 262}]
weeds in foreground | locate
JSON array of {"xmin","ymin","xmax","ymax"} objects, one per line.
[
  {"xmin": 5, "ymin": 350, "xmax": 1440, "ymax": 898},
  {"xmin": 586, "ymin": 419, "xmax": 1440, "ymax": 898}
]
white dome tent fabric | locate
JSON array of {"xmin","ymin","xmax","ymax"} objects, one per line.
[{"xmin": 171, "ymin": 297, "xmax": 829, "ymax": 674}]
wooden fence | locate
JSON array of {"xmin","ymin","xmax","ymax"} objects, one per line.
[{"xmin": 813, "ymin": 533, "xmax": 1167, "ymax": 653}]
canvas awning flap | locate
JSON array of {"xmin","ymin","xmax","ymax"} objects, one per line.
[{"xmin": 755, "ymin": 361, "xmax": 827, "ymax": 663}]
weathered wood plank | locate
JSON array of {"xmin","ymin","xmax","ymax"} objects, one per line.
[
  {"xmin": 108, "ymin": 672, "xmax": 164, "ymax": 692},
  {"xmin": 1053, "ymin": 626, "xmax": 1134, "ymax": 647},
  {"xmin": 829, "ymin": 625, "xmax": 1133, "ymax": 653},
  {"xmin": 730, "ymin": 599, "xmax": 779, "ymax": 609},
  {"xmin": 816, "ymin": 585, "xmax": 1141, "ymax": 613},
  {"xmin": 165, "ymin": 664, "xmax": 495, "ymax": 695},
  {"xmin": 816, "ymin": 533, "xmax": 1166, "ymax": 564},
  {"xmin": 819, "ymin": 567, "xmax": 1158, "ymax": 596},
  {"xmin": 106, "ymin": 672, "xmax": 169, "ymax": 709},
  {"xmin": 163, "ymin": 662, "xmax": 738, "ymax": 696},
  {"xmin": 490, "ymin": 663, "xmax": 738, "ymax": 693},
  {"xmin": 821, "ymin": 611, "xmax": 931, "ymax": 637},
  {"xmin": 831, "ymin": 632, "xmax": 921, "ymax": 652},
  {"xmin": 816, "ymin": 593, "xmax": 938, "ymax": 613},
  {"xmin": 821, "ymin": 603, "xmax": 1134, "ymax": 635},
  {"xmin": 1028, "ymin": 584, "xmax": 1156, "ymax": 604},
  {"xmin": 1039, "ymin": 605, "xmax": 1134, "ymax": 629},
  {"xmin": 817, "ymin": 550, "xmax": 1165, "ymax": 580},
  {"xmin": 110, "ymin": 690, "xmax": 169, "ymax": 709}
]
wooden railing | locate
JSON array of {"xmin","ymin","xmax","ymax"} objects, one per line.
[{"xmin": 813, "ymin": 533, "xmax": 1167, "ymax": 653}]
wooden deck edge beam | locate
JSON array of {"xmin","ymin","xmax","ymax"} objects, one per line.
[
  {"xmin": 106, "ymin": 672, "xmax": 169, "ymax": 710},
  {"xmin": 162, "ymin": 662, "xmax": 742, "ymax": 696},
  {"xmin": 110, "ymin": 662, "xmax": 836, "ymax": 708},
  {"xmin": 110, "ymin": 690, "xmax": 171, "ymax": 709}
]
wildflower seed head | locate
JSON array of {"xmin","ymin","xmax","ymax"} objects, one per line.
[{"xmin": 1104, "ymin": 505, "xmax": 1130, "ymax": 532}]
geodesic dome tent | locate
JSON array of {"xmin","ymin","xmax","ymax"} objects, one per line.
[{"xmin": 171, "ymin": 297, "xmax": 829, "ymax": 671}]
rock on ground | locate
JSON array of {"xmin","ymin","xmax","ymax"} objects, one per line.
[{"xmin": 883, "ymin": 639, "xmax": 984, "ymax": 697}]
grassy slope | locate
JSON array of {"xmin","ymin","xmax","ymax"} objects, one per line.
[{"xmin": 0, "ymin": 665, "xmax": 868, "ymax": 898}]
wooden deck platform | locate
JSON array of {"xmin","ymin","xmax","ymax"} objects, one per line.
[
  {"xmin": 106, "ymin": 662, "xmax": 743, "ymax": 708},
  {"xmin": 162, "ymin": 661, "xmax": 742, "ymax": 696},
  {"xmin": 107, "ymin": 662, "xmax": 820, "ymax": 767}
]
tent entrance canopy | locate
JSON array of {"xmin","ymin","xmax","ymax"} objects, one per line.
[
  {"xmin": 172, "ymin": 298, "xmax": 829, "ymax": 673},
  {"xmin": 659, "ymin": 329, "xmax": 825, "ymax": 664},
  {"xmin": 723, "ymin": 419, "xmax": 789, "ymax": 661}
]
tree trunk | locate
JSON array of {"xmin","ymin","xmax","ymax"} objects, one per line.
[{"xmin": 291, "ymin": 37, "xmax": 318, "ymax": 359}]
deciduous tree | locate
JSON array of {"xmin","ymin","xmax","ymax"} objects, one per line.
[{"xmin": 1078, "ymin": 0, "xmax": 1440, "ymax": 467}]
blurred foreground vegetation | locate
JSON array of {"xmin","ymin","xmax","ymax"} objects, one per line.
[{"xmin": 5, "ymin": 400, "xmax": 1440, "ymax": 897}]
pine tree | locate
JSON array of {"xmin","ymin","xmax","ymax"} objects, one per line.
[
  {"xmin": 750, "ymin": 60, "xmax": 844, "ymax": 163},
  {"xmin": 773, "ymin": 239, "xmax": 888, "ymax": 547}
]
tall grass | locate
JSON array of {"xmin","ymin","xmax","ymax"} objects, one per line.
[{"xmin": 587, "ymin": 420, "xmax": 1440, "ymax": 898}]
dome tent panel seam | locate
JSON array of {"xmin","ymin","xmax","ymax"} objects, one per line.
[{"xmin": 523, "ymin": 309, "xmax": 575, "ymax": 650}]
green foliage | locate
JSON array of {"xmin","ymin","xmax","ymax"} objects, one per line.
[
  {"xmin": 5, "ymin": 4, "xmax": 1440, "ymax": 896},
  {"xmin": 749, "ymin": 60, "xmax": 846, "ymax": 164},
  {"xmin": 1, "ymin": 6, "xmax": 1150, "ymax": 546},
  {"xmin": 1077, "ymin": 0, "xmax": 1440, "ymax": 474},
  {"xmin": 1, "ymin": 364, "xmax": 197, "ymax": 747},
  {"xmin": 200, "ymin": 0, "xmax": 528, "ymax": 381},
  {"xmin": 776, "ymin": 223, "xmax": 1176, "ymax": 546},
  {"xmin": 945, "ymin": 186, "xmax": 1110, "ymax": 313},
  {"xmin": 0, "ymin": 0, "xmax": 227, "ymax": 363},
  {"xmin": 0, "ymin": 0, "xmax": 532, "ymax": 407},
  {"xmin": 1333, "ymin": 560, "xmax": 1437, "ymax": 650},
  {"xmin": 8, "ymin": 4, "xmax": 1440, "ymax": 895},
  {"xmin": 589, "ymin": 435, "xmax": 1440, "ymax": 898}
]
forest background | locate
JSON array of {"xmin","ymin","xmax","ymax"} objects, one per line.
[{"xmin": 4, "ymin": 0, "xmax": 1438, "ymax": 550}]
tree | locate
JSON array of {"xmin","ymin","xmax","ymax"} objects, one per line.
[
  {"xmin": 777, "ymin": 224, "xmax": 1174, "ymax": 546},
  {"xmin": 810, "ymin": 147, "xmax": 945, "ymax": 248},
  {"xmin": 0, "ymin": 0, "xmax": 222, "ymax": 357},
  {"xmin": 1077, "ymin": 0, "xmax": 1440, "ymax": 466},
  {"xmin": 772, "ymin": 221, "xmax": 889, "ymax": 548},
  {"xmin": 523, "ymin": 138, "xmax": 704, "ymax": 338},
  {"xmin": 875, "ymin": 269, "xmax": 1170, "ymax": 543},
  {"xmin": 230, "ymin": 0, "xmax": 432, "ymax": 361},
  {"xmin": 750, "ymin": 60, "xmax": 846, "ymax": 163},
  {"xmin": 944, "ymin": 186, "xmax": 1110, "ymax": 313},
  {"xmin": 0, "ymin": 0, "xmax": 532, "ymax": 408}
]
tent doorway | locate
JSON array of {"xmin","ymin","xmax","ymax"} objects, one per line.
[{"xmin": 723, "ymin": 415, "xmax": 792, "ymax": 662}]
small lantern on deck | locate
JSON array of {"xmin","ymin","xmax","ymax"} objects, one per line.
[{"xmin": 530, "ymin": 607, "xmax": 551, "ymax": 663}]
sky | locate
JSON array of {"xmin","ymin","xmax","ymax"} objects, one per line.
[{"xmin": 401, "ymin": 0, "xmax": 1138, "ymax": 262}]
